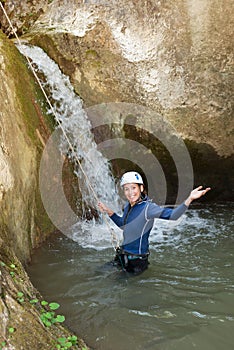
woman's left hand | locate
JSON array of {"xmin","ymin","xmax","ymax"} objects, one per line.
[{"xmin": 185, "ymin": 186, "xmax": 211, "ymax": 206}]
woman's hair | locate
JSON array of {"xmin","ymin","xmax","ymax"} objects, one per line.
[{"xmin": 139, "ymin": 184, "xmax": 147, "ymax": 196}]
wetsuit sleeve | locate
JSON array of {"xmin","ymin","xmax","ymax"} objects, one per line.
[
  {"xmin": 147, "ymin": 202, "xmax": 188, "ymax": 220},
  {"xmin": 109, "ymin": 213, "xmax": 125, "ymax": 229}
]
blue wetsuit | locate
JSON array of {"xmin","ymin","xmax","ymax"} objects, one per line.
[{"xmin": 110, "ymin": 196, "xmax": 188, "ymax": 256}]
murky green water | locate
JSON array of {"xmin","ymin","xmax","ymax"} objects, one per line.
[{"xmin": 27, "ymin": 204, "xmax": 234, "ymax": 350}]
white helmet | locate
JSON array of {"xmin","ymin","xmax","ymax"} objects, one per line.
[{"xmin": 120, "ymin": 171, "xmax": 144, "ymax": 187}]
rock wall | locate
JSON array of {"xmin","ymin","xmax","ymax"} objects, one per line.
[
  {"xmin": 0, "ymin": 30, "xmax": 53, "ymax": 262},
  {"xmin": 0, "ymin": 0, "xmax": 50, "ymax": 37},
  {"xmin": 0, "ymin": 0, "xmax": 233, "ymax": 202},
  {"xmin": 0, "ymin": 31, "xmax": 88, "ymax": 349},
  {"xmin": 22, "ymin": 0, "xmax": 233, "ymax": 157},
  {"xmin": 1, "ymin": 0, "xmax": 233, "ymax": 156},
  {"xmin": 0, "ymin": 242, "xmax": 88, "ymax": 349}
]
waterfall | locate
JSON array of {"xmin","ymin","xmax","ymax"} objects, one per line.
[{"xmin": 17, "ymin": 44, "xmax": 119, "ymax": 217}]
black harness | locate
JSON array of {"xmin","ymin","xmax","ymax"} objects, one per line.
[{"xmin": 115, "ymin": 247, "xmax": 149, "ymax": 273}]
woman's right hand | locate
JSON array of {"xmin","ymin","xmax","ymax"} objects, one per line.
[{"xmin": 98, "ymin": 202, "xmax": 114, "ymax": 216}]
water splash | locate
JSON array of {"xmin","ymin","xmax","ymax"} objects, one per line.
[{"xmin": 17, "ymin": 44, "xmax": 118, "ymax": 212}]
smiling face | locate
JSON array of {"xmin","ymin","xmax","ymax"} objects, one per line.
[{"xmin": 123, "ymin": 183, "xmax": 144, "ymax": 206}]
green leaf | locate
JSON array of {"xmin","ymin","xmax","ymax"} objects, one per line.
[
  {"xmin": 41, "ymin": 300, "xmax": 48, "ymax": 306},
  {"xmin": 54, "ymin": 315, "xmax": 65, "ymax": 323},
  {"xmin": 40, "ymin": 315, "xmax": 52, "ymax": 327},
  {"xmin": 17, "ymin": 298, "xmax": 24, "ymax": 303},
  {"xmin": 44, "ymin": 320, "xmax": 52, "ymax": 327},
  {"xmin": 65, "ymin": 341, "xmax": 72, "ymax": 348},
  {"xmin": 58, "ymin": 337, "xmax": 67, "ymax": 345},
  {"xmin": 17, "ymin": 292, "xmax": 24, "ymax": 297},
  {"xmin": 45, "ymin": 312, "xmax": 54, "ymax": 319},
  {"xmin": 68, "ymin": 335, "xmax": 77, "ymax": 344},
  {"xmin": 49, "ymin": 302, "xmax": 60, "ymax": 310},
  {"xmin": 30, "ymin": 298, "xmax": 39, "ymax": 304},
  {"xmin": 0, "ymin": 261, "xmax": 6, "ymax": 267},
  {"xmin": 8, "ymin": 327, "xmax": 15, "ymax": 333},
  {"xmin": 10, "ymin": 264, "xmax": 16, "ymax": 269}
]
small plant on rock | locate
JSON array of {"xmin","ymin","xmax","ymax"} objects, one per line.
[{"xmin": 40, "ymin": 301, "xmax": 65, "ymax": 327}]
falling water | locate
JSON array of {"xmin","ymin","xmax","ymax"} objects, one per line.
[{"xmin": 17, "ymin": 44, "xmax": 119, "ymax": 213}]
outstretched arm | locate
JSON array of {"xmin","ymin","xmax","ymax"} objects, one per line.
[{"xmin": 184, "ymin": 186, "xmax": 211, "ymax": 207}]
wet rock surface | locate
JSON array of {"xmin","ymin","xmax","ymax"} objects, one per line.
[{"xmin": 0, "ymin": 31, "xmax": 88, "ymax": 349}]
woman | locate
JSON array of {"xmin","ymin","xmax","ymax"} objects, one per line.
[{"xmin": 98, "ymin": 171, "xmax": 211, "ymax": 274}]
